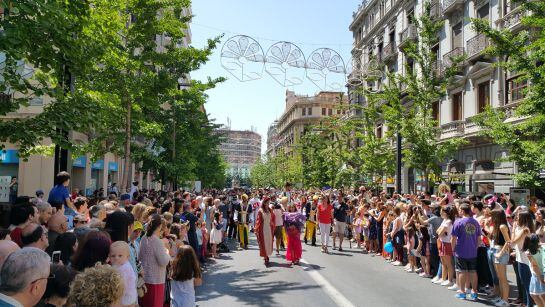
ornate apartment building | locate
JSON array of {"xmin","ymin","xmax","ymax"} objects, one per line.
[
  {"xmin": 350, "ymin": 0, "xmax": 526, "ymax": 194},
  {"xmin": 267, "ymin": 90, "xmax": 346, "ymax": 157}
]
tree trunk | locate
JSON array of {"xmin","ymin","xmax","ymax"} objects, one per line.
[{"xmin": 121, "ymin": 97, "xmax": 132, "ymax": 192}]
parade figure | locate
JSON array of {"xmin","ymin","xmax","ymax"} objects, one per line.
[
  {"xmin": 235, "ymin": 194, "xmax": 253, "ymax": 250},
  {"xmin": 284, "ymin": 204, "xmax": 305, "ymax": 265},
  {"xmin": 304, "ymin": 195, "xmax": 318, "ymax": 246},
  {"xmin": 255, "ymin": 197, "xmax": 275, "ymax": 265}
]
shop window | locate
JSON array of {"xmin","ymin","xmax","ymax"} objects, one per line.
[
  {"xmin": 452, "ymin": 92, "xmax": 463, "ymax": 121},
  {"xmin": 478, "ymin": 81, "xmax": 490, "ymax": 113}
]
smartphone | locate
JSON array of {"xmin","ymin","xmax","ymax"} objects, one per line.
[{"xmin": 52, "ymin": 250, "xmax": 61, "ymax": 263}]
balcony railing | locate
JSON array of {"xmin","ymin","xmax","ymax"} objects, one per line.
[
  {"xmin": 381, "ymin": 42, "xmax": 396, "ymax": 62},
  {"xmin": 399, "ymin": 24, "xmax": 417, "ymax": 49},
  {"xmin": 442, "ymin": 47, "xmax": 465, "ymax": 70},
  {"xmin": 442, "ymin": 0, "xmax": 464, "ymax": 15},
  {"xmin": 440, "ymin": 120, "xmax": 465, "ymax": 139},
  {"xmin": 502, "ymin": 8, "xmax": 527, "ymax": 31},
  {"xmin": 466, "ymin": 33, "xmax": 489, "ymax": 60}
]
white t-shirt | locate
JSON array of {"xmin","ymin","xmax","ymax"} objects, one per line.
[
  {"xmin": 273, "ymin": 208, "xmax": 283, "ymax": 226},
  {"xmin": 170, "ymin": 278, "xmax": 195, "ymax": 307},
  {"xmin": 115, "ymin": 261, "xmax": 137, "ymax": 305},
  {"xmin": 439, "ymin": 219, "xmax": 453, "ymax": 243}
]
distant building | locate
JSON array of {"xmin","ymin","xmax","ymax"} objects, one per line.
[
  {"xmin": 268, "ymin": 90, "xmax": 346, "ymax": 157},
  {"xmin": 218, "ymin": 129, "xmax": 262, "ymax": 180}
]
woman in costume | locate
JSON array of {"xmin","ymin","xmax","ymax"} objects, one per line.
[
  {"xmin": 284, "ymin": 203, "xmax": 305, "ymax": 265},
  {"xmin": 255, "ymin": 197, "xmax": 275, "ymax": 265}
]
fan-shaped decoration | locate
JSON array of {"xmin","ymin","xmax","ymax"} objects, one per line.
[
  {"xmin": 220, "ymin": 35, "xmax": 265, "ymax": 82},
  {"xmin": 347, "ymin": 56, "xmax": 364, "ymax": 87},
  {"xmin": 264, "ymin": 42, "xmax": 306, "ymax": 87},
  {"xmin": 306, "ymin": 48, "xmax": 346, "ymax": 91},
  {"xmin": 362, "ymin": 58, "xmax": 383, "ymax": 80}
]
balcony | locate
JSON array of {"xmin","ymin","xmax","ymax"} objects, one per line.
[
  {"xmin": 464, "ymin": 115, "xmax": 483, "ymax": 136},
  {"xmin": 466, "ymin": 34, "xmax": 489, "ymax": 61},
  {"xmin": 442, "ymin": 0, "xmax": 464, "ymax": 15},
  {"xmin": 430, "ymin": 1, "xmax": 442, "ymax": 20},
  {"xmin": 381, "ymin": 42, "xmax": 397, "ymax": 62},
  {"xmin": 501, "ymin": 8, "xmax": 527, "ymax": 32},
  {"xmin": 440, "ymin": 120, "xmax": 465, "ymax": 140},
  {"xmin": 442, "ymin": 47, "xmax": 465, "ymax": 71},
  {"xmin": 399, "ymin": 24, "xmax": 417, "ymax": 50}
]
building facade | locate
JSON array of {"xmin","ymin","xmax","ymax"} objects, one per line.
[
  {"xmin": 218, "ymin": 129, "xmax": 262, "ymax": 180},
  {"xmin": 268, "ymin": 90, "xmax": 346, "ymax": 157},
  {"xmin": 350, "ymin": 0, "xmax": 523, "ymax": 194}
]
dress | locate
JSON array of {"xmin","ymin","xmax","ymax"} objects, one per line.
[
  {"xmin": 284, "ymin": 212, "xmax": 305, "ymax": 262},
  {"xmin": 170, "ymin": 279, "xmax": 195, "ymax": 307},
  {"xmin": 210, "ymin": 221, "xmax": 223, "ymax": 244},
  {"xmin": 255, "ymin": 209, "xmax": 275, "ymax": 258},
  {"xmin": 369, "ymin": 216, "xmax": 378, "ymax": 240}
]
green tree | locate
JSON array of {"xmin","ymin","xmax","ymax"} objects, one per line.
[
  {"xmin": 471, "ymin": 0, "xmax": 545, "ymax": 187},
  {"xmin": 0, "ymin": 0, "xmax": 124, "ymax": 155},
  {"xmin": 79, "ymin": 0, "xmax": 222, "ymax": 190},
  {"xmin": 378, "ymin": 2, "xmax": 466, "ymax": 191}
]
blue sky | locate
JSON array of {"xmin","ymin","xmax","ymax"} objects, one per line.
[{"xmin": 191, "ymin": 0, "xmax": 362, "ymax": 152}]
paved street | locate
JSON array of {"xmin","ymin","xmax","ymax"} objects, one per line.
[{"xmin": 196, "ymin": 234, "xmax": 490, "ymax": 307}]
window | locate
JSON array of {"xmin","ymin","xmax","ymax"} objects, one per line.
[
  {"xmin": 507, "ymin": 76, "xmax": 528, "ymax": 104},
  {"xmin": 308, "ymin": 107, "xmax": 313, "ymax": 115},
  {"xmin": 322, "ymin": 108, "xmax": 326, "ymax": 116},
  {"xmin": 432, "ymin": 101, "xmax": 439, "ymax": 123},
  {"xmin": 452, "ymin": 22, "xmax": 463, "ymax": 49},
  {"xmin": 328, "ymin": 108, "xmax": 333, "ymax": 116},
  {"xmin": 337, "ymin": 109, "xmax": 341, "ymax": 115},
  {"xmin": 477, "ymin": 3, "xmax": 490, "ymax": 20},
  {"xmin": 302, "ymin": 108, "xmax": 306, "ymax": 116},
  {"xmin": 0, "ymin": 93, "xmax": 11, "ymax": 104},
  {"xmin": 389, "ymin": 30, "xmax": 395, "ymax": 44},
  {"xmin": 478, "ymin": 81, "xmax": 491, "ymax": 113},
  {"xmin": 452, "ymin": 92, "xmax": 463, "ymax": 121},
  {"xmin": 376, "ymin": 125, "xmax": 383, "ymax": 138}
]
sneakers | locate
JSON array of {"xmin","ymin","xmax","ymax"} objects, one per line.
[
  {"xmin": 494, "ymin": 299, "xmax": 509, "ymax": 307},
  {"xmin": 440, "ymin": 280, "xmax": 453, "ymax": 286},
  {"xmin": 432, "ymin": 278, "xmax": 444, "ymax": 284},
  {"xmin": 431, "ymin": 276, "xmax": 440, "ymax": 283},
  {"xmin": 455, "ymin": 292, "xmax": 466, "ymax": 300},
  {"xmin": 414, "ymin": 267, "xmax": 423, "ymax": 273},
  {"xmin": 466, "ymin": 292, "xmax": 478, "ymax": 301},
  {"xmin": 447, "ymin": 284, "xmax": 459, "ymax": 291},
  {"xmin": 391, "ymin": 261, "xmax": 402, "ymax": 266}
]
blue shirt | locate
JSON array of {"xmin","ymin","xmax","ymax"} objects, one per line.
[{"xmin": 48, "ymin": 184, "xmax": 70, "ymax": 206}]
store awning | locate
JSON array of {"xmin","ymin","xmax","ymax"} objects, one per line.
[
  {"xmin": 91, "ymin": 159, "xmax": 104, "ymax": 170},
  {"xmin": 72, "ymin": 156, "xmax": 87, "ymax": 168},
  {"xmin": 108, "ymin": 162, "xmax": 118, "ymax": 172},
  {"xmin": 0, "ymin": 150, "xmax": 19, "ymax": 164}
]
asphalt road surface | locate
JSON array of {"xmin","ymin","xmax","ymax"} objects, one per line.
[{"xmin": 196, "ymin": 234, "xmax": 497, "ymax": 307}]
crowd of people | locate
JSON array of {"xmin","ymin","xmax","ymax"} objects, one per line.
[
  {"xmin": 238, "ymin": 183, "xmax": 545, "ymax": 307},
  {"xmin": 3, "ymin": 172, "xmax": 545, "ymax": 307}
]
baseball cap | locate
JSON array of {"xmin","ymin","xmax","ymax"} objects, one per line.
[
  {"xmin": 120, "ymin": 193, "xmax": 131, "ymax": 201},
  {"xmin": 133, "ymin": 221, "xmax": 144, "ymax": 231}
]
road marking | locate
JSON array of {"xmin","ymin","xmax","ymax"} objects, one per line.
[{"xmin": 300, "ymin": 258, "xmax": 356, "ymax": 307}]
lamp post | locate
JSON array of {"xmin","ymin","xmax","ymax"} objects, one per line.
[{"xmin": 172, "ymin": 77, "xmax": 190, "ymax": 191}]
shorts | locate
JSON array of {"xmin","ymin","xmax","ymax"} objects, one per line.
[
  {"xmin": 334, "ymin": 221, "xmax": 346, "ymax": 234},
  {"xmin": 455, "ymin": 257, "xmax": 477, "ymax": 272},
  {"xmin": 222, "ymin": 218, "xmax": 228, "ymax": 232},
  {"xmin": 530, "ymin": 275, "xmax": 545, "ymax": 295},
  {"xmin": 439, "ymin": 242, "xmax": 453, "ymax": 257},
  {"xmin": 492, "ymin": 246, "xmax": 509, "ymax": 265}
]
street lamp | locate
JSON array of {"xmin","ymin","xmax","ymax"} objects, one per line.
[{"xmin": 171, "ymin": 77, "xmax": 191, "ymax": 191}]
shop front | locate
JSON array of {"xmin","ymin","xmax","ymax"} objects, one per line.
[
  {"xmin": 0, "ymin": 150, "xmax": 19, "ymax": 202},
  {"xmin": 71, "ymin": 156, "xmax": 87, "ymax": 193},
  {"xmin": 91, "ymin": 159, "xmax": 104, "ymax": 192}
]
